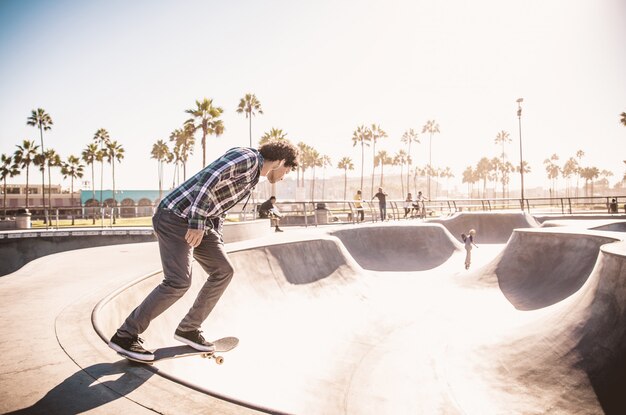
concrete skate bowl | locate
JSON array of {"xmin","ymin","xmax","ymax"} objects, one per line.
[
  {"xmin": 487, "ymin": 229, "xmax": 619, "ymax": 310},
  {"xmin": 431, "ymin": 211, "xmax": 538, "ymax": 243},
  {"xmin": 331, "ymin": 223, "xmax": 462, "ymax": 271},
  {"xmin": 93, "ymin": 221, "xmax": 626, "ymax": 414},
  {"xmin": 453, "ymin": 232, "xmax": 626, "ymax": 414}
]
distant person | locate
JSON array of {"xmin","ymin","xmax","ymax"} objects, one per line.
[
  {"xmin": 404, "ymin": 192, "xmax": 413, "ymax": 218},
  {"xmin": 108, "ymin": 141, "xmax": 299, "ymax": 361},
  {"xmin": 372, "ymin": 187, "xmax": 388, "ymax": 221},
  {"xmin": 461, "ymin": 229, "xmax": 478, "ymax": 270},
  {"xmin": 259, "ymin": 196, "xmax": 284, "ymax": 232},
  {"xmin": 353, "ymin": 190, "xmax": 364, "ymax": 223},
  {"xmin": 415, "ymin": 191, "xmax": 428, "ymax": 219},
  {"xmin": 609, "ymin": 198, "xmax": 618, "ymax": 213}
]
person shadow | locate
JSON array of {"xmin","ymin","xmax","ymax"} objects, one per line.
[{"xmin": 6, "ymin": 360, "xmax": 153, "ymax": 414}]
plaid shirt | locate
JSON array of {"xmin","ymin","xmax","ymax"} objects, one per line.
[{"xmin": 159, "ymin": 147, "xmax": 262, "ymax": 231}]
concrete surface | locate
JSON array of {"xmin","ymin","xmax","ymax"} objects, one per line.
[{"xmin": 2, "ymin": 212, "xmax": 626, "ymax": 414}]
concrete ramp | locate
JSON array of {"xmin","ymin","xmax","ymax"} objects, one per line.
[
  {"xmin": 488, "ymin": 229, "xmax": 617, "ymax": 310},
  {"xmin": 91, "ymin": 216, "xmax": 626, "ymax": 414},
  {"xmin": 432, "ymin": 212, "xmax": 538, "ymax": 243},
  {"xmin": 331, "ymin": 223, "xmax": 462, "ymax": 271},
  {"xmin": 450, "ymin": 239, "xmax": 626, "ymax": 414}
]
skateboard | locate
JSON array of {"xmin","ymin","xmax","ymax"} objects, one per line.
[{"xmin": 118, "ymin": 336, "xmax": 239, "ymax": 365}]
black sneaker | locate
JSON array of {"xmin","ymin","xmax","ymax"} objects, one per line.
[
  {"xmin": 174, "ymin": 329, "xmax": 215, "ymax": 352},
  {"xmin": 109, "ymin": 333, "xmax": 154, "ymax": 361},
  {"xmin": 275, "ymin": 227, "xmax": 284, "ymax": 232}
]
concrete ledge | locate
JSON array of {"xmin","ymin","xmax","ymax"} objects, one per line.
[{"xmin": 0, "ymin": 220, "xmax": 273, "ymax": 277}]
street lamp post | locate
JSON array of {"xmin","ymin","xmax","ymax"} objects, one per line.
[{"xmin": 516, "ymin": 98, "xmax": 525, "ymax": 211}]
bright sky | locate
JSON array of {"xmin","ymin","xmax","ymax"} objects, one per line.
[{"xmin": 1, "ymin": 0, "xmax": 625, "ymax": 193}]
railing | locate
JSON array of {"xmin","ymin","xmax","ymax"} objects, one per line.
[{"xmin": 1, "ymin": 195, "xmax": 625, "ymax": 229}]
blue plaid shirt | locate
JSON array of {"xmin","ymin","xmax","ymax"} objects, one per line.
[{"xmin": 159, "ymin": 147, "xmax": 263, "ymax": 232}]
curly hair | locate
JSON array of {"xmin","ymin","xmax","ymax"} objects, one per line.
[{"xmin": 259, "ymin": 140, "xmax": 300, "ymax": 170}]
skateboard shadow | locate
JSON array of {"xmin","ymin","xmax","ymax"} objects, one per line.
[{"xmin": 5, "ymin": 360, "xmax": 153, "ymax": 414}]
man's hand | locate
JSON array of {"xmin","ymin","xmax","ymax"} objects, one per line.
[{"xmin": 185, "ymin": 229, "xmax": 205, "ymax": 248}]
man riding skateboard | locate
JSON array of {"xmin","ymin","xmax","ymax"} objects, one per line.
[{"xmin": 109, "ymin": 141, "xmax": 299, "ymax": 361}]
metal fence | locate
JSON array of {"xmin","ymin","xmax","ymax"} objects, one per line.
[{"xmin": 1, "ymin": 195, "xmax": 625, "ymax": 229}]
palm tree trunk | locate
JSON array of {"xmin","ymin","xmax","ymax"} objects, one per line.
[
  {"xmin": 70, "ymin": 177, "xmax": 75, "ymax": 226},
  {"xmin": 360, "ymin": 143, "xmax": 364, "ymax": 193},
  {"xmin": 158, "ymin": 160, "xmax": 163, "ymax": 201},
  {"xmin": 26, "ymin": 166, "xmax": 30, "ymax": 209},
  {"xmin": 370, "ymin": 143, "xmax": 376, "ymax": 197},
  {"xmin": 202, "ymin": 130, "xmax": 207, "ymax": 167},
  {"xmin": 91, "ymin": 163, "xmax": 96, "ymax": 224},
  {"xmin": 3, "ymin": 178, "xmax": 7, "ymax": 218},
  {"xmin": 39, "ymin": 126, "xmax": 46, "ymax": 223},
  {"xmin": 112, "ymin": 160, "xmax": 116, "ymax": 224},
  {"xmin": 47, "ymin": 164, "xmax": 52, "ymax": 218},
  {"xmin": 248, "ymin": 116, "xmax": 252, "ymax": 148}
]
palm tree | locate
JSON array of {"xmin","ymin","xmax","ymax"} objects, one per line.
[
  {"xmin": 106, "ymin": 140, "xmax": 124, "ymax": 223},
  {"xmin": 236, "ymin": 93, "xmax": 263, "ymax": 147},
  {"xmin": 82, "ymin": 143, "xmax": 99, "ymax": 224},
  {"xmin": 476, "ymin": 157, "xmax": 492, "ymax": 198},
  {"xmin": 169, "ymin": 124, "xmax": 195, "ymax": 181},
  {"xmin": 516, "ymin": 160, "xmax": 532, "ymax": 197},
  {"xmin": 369, "ymin": 124, "xmax": 387, "ymax": 197},
  {"xmin": 401, "ymin": 129, "xmax": 419, "ymax": 194},
  {"xmin": 61, "ymin": 155, "xmax": 84, "ymax": 225},
  {"xmin": 259, "ymin": 128, "xmax": 288, "ymax": 145},
  {"xmin": 561, "ymin": 157, "xmax": 578, "ymax": 197},
  {"xmin": 394, "ymin": 150, "xmax": 408, "ymax": 196},
  {"xmin": 501, "ymin": 161, "xmax": 515, "ymax": 198},
  {"xmin": 441, "ymin": 167, "xmax": 454, "ymax": 197},
  {"xmin": 579, "ymin": 166, "xmax": 599, "ymax": 197},
  {"xmin": 43, "ymin": 148, "xmax": 61, "ymax": 212},
  {"xmin": 13, "ymin": 140, "xmax": 39, "ymax": 209},
  {"xmin": 462, "ymin": 166, "xmax": 476, "ymax": 198},
  {"xmin": 309, "ymin": 149, "xmax": 322, "ymax": 200},
  {"xmin": 375, "ymin": 150, "xmax": 392, "ymax": 188},
  {"xmin": 93, "ymin": 129, "xmax": 110, "ymax": 206},
  {"xmin": 543, "ymin": 154, "xmax": 560, "ymax": 198},
  {"xmin": 186, "ymin": 98, "xmax": 224, "ymax": 167},
  {"xmin": 27, "ymin": 108, "xmax": 53, "ymax": 220},
  {"xmin": 1, "ymin": 154, "xmax": 19, "ymax": 217},
  {"xmin": 494, "ymin": 131, "xmax": 511, "ymax": 165},
  {"xmin": 151, "ymin": 140, "xmax": 173, "ymax": 201},
  {"xmin": 337, "ymin": 157, "xmax": 354, "ymax": 201},
  {"xmin": 422, "ymin": 120, "xmax": 440, "ymax": 198},
  {"xmin": 575, "ymin": 149, "xmax": 584, "ymax": 198},
  {"xmin": 320, "ymin": 155, "xmax": 332, "ymax": 200},
  {"xmin": 351, "ymin": 125, "xmax": 371, "ymax": 196}
]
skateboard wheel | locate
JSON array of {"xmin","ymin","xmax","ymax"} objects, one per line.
[{"xmin": 215, "ymin": 356, "xmax": 224, "ymax": 365}]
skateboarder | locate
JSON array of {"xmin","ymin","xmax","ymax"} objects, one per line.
[
  {"xmin": 462, "ymin": 229, "xmax": 478, "ymax": 270},
  {"xmin": 109, "ymin": 141, "xmax": 299, "ymax": 361}
]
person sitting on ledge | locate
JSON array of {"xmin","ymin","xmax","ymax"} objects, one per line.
[{"xmin": 259, "ymin": 196, "xmax": 284, "ymax": 232}]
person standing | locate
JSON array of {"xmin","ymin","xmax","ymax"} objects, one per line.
[
  {"xmin": 109, "ymin": 141, "xmax": 299, "ymax": 361},
  {"xmin": 372, "ymin": 187, "xmax": 388, "ymax": 221},
  {"xmin": 353, "ymin": 190, "xmax": 364, "ymax": 223},
  {"xmin": 415, "ymin": 191, "xmax": 428, "ymax": 219},
  {"xmin": 462, "ymin": 229, "xmax": 478, "ymax": 270},
  {"xmin": 403, "ymin": 192, "xmax": 413, "ymax": 218}
]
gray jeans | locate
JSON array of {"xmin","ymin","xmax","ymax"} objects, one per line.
[{"xmin": 117, "ymin": 209, "xmax": 234, "ymax": 338}]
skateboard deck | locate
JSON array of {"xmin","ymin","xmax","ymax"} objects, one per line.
[{"xmin": 118, "ymin": 336, "xmax": 238, "ymax": 365}]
